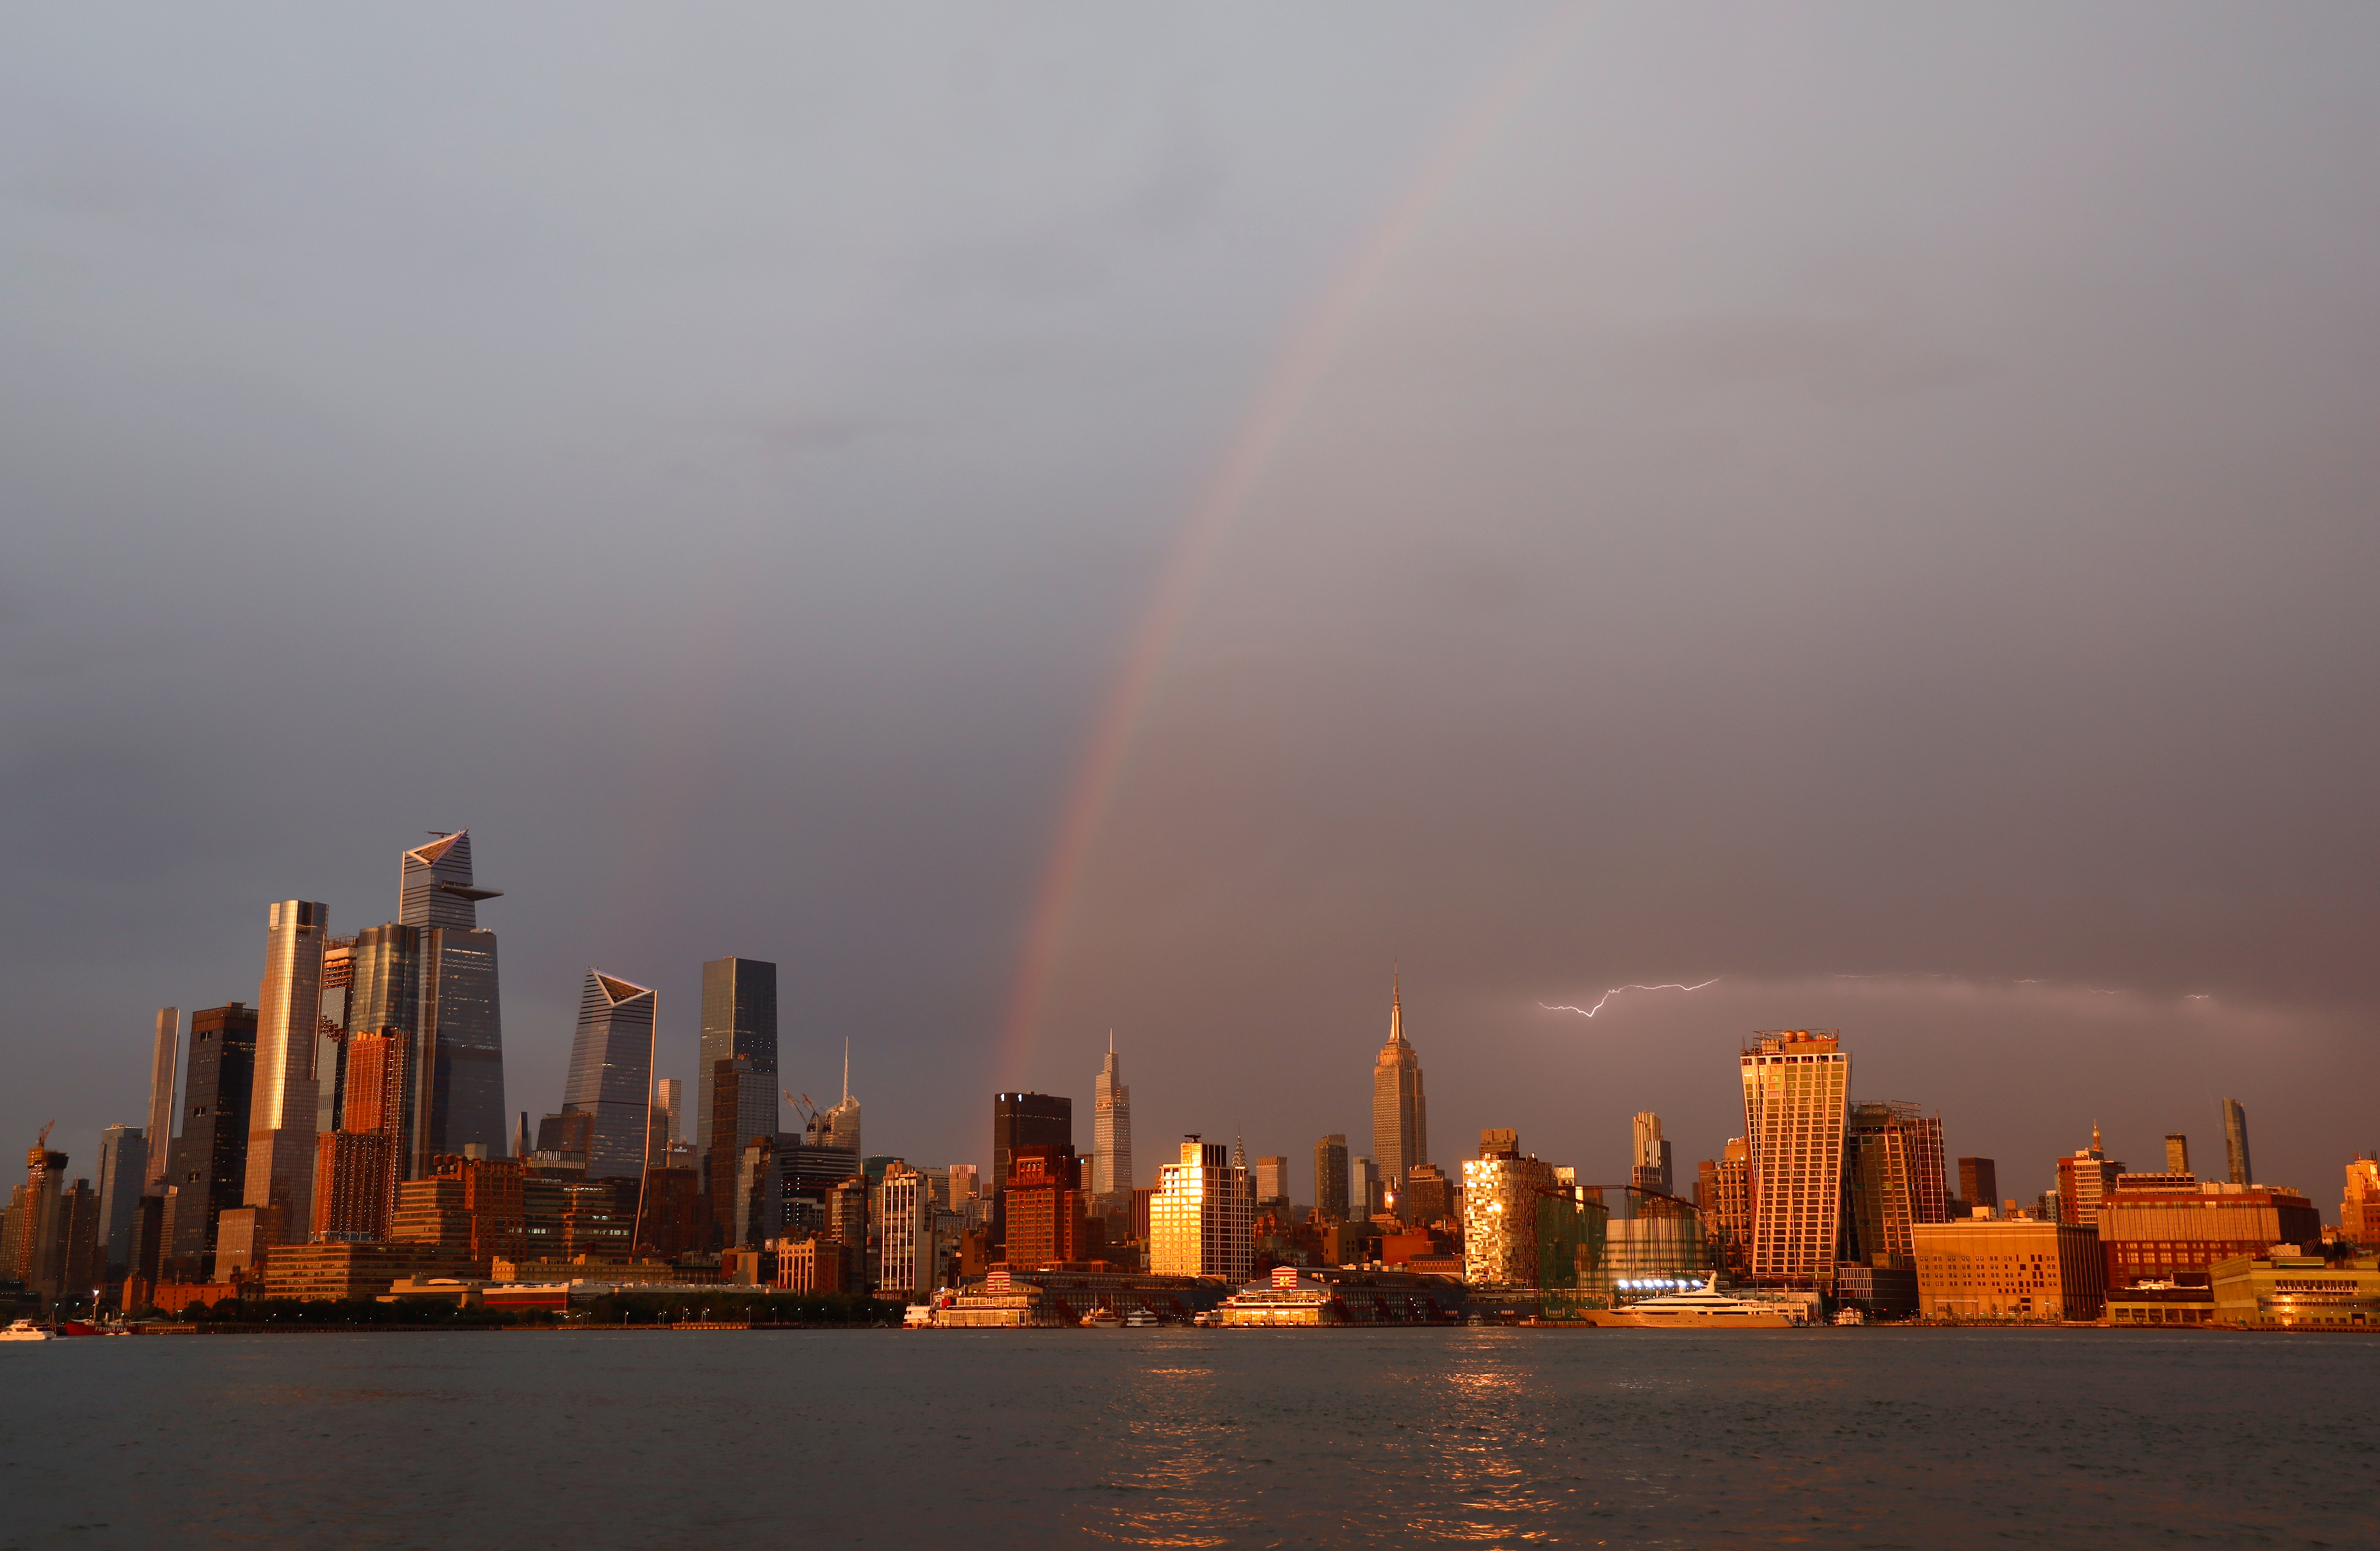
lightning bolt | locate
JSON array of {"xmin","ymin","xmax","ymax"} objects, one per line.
[{"xmin": 1542, "ymin": 977, "xmax": 1723, "ymax": 1018}]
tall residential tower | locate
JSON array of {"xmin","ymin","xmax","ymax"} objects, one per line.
[{"xmin": 1740, "ymin": 1029, "xmax": 1850, "ymax": 1293}]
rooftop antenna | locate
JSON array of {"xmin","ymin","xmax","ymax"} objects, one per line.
[{"xmin": 842, "ymin": 1039, "xmax": 850, "ymax": 1104}]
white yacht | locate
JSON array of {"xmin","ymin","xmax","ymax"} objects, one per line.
[
  {"xmin": 1, "ymin": 1319, "xmax": 55, "ymax": 1342},
  {"xmin": 1581, "ymin": 1277, "xmax": 1800, "ymax": 1328}
]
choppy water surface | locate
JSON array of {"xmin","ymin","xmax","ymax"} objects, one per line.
[{"xmin": 5, "ymin": 1327, "xmax": 2373, "ymax": 1548}]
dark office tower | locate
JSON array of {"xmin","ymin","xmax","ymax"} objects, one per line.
[
  {"xmin": 59, "ymin": 1181, "xmax": 100, "ymax": 1307},
  {"xmin": 1315, "ymin": 1134, "xmax": 1350, "ymax": 1222},
  {"xmin": 95, "ymin": 1125, "xmax": 147, "ymax": 1277},
  {"xmin": 144, "ymin": 1009, "xmax": 178, "ymax": 1192},
  {"xmin": 706, "ymin": 1054, "xmax": 758, "ymax": 1248},
  {"xmin": 561, "ymin": 970, "xmax": 657, "ymax": 1181},
  {"xmin": 2222, "ymin": 1099, "xmax": 2253, "ymax": 1186},
  {"xmin": 1958, "ymin": 1157, "xmax": 1999, "ymax": 1213},
  {"xmin": 163, "ymin": 1002, "xmax": 258, "ymax": 1279},
  {"xmin": 402, "ymin": 833, "xmax": 507, "ymax": 1167},
  {"xmin": 311, "ymin": 934, "xmax": 354, "ymax": 1136},
  {"xmin": 992, "ymin": 1092, "xmax": 1073, "ymax": 1201},
  {"xmin": 697, "ymin": 958, "xmax": 778, "ymax": 1173}
]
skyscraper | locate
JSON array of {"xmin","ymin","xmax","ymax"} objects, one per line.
[
  {"xmin": 2343, "ymin": 1155, "xmax": 2380, "ymax": 1247},
  {"xmin": 2222, "ymin": 1099, "xmax": 2253, "ymax": 1185},
  {"xmin": 2165, "ymin": 1134, "xmax": 2191, "ymax": 1175},
  {"xmin": 698, "ymin": 957, "xmax": 778, "ymax": 1171},
  {"xmin": 1709, "ymin": 1138, "xmax": 1752, "ymax": 1277},
  {"xmin": 1371, "ymin": 975, "xmax": 1426, "ymax": 1193},
  {"xmin": 95, "ymin": 1124, "xmax": 147, "ymax": 1277},
  {"xmin": 403, "ymin": 833, "xmax": 507, "ymax": 1167},
  {"xmin": 1093, "ymin": 1033, "xmax": 1133, "ymax": 1196},
  {"xmin": 313, "ymin": 1029, "xmax": 407, "ymax": 1242},
  {"xmin": 2056, "ymin": 1124, "xmax": 2124, "ymax": 1226},
  {"xmin": 877, "ymin": 1162, "xmax": 938, "ymax": 1295},
  {"xmin": 1150, "ymin": 1138, "xmax": 1252, "ymax": 1281},
  {"xmin": 1461, "ymin": 1129, "xmax": 1558, "ymax": 1287},
  {"xmin": 1842, "ymin": 1101, "xmax": 1948, "ymax": 1267},
  {"xmin": 1957, "ymin": 1156, "xmax": 1999, "ymax": 1212},
  {"xmin": 162, "ymin": 1001, "xmax": 257, "ymax": 1280},
  {"xmin": 560, "ymin": 970, "xmax": 657, "ymax": 1181},
  {"xmin": 656, "ymin": 1079, "xmax": 683, "ymax": 1144},
  {"xmin": 1740, "ymin": 1029, "xmax": 1850, "ymax": 1292},
  {"xmin": 144, "ymin": 1009, "xmax": 178, "ymax": 1193},
  {"xmin": 313, "ymin": 933, "xmax": 355, "ymax": 1136},
  {"xmin": 245, "ymin": 899, "xmax": 328, "ymax": 1246},
  {"xmin": 1254, "ymin": 1156, "xmax": 1289, "ymax": 1215},
  {"xmin": 812, "ymin": 1042, "xmax": 862, "ymax": 1159},
  {"xmin": 1353, "ymin": 1156, "xmax": 1382, "ymax": 1219},
  {"xmin": 1631, "ymin": 1112, "xmax": 1673, "ymax": 1195},
  {"xmin": 992, "ymin": 1092, "xmax": 1072, "ymax": 1202},
  {"xmin": 1314, "ymin": 1134, "xmax": 1349, "ymax": 1221}
]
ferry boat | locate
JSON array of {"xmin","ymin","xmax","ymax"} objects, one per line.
[
  {"xmin": 1579, "ymin": 1277, "xmax": 1800, "ymax": 1328},
  {"xmin": 1123, "ymin": 1308, "xmax": 1160, "ymax": 1328}
]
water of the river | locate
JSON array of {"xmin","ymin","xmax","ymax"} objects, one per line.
[{"xmin": 5, "ymin": 1326, "xmax": 2372, "ymax": 1548}]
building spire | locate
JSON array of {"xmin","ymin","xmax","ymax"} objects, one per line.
[
  {"xmin": 2091, "ymin": 1119, "xmax": 2102, "ymax": 1153},
  {"xmin": 1388, "ymin": 966, "xmax": 1406, "ymax": 1046},
  {"xmin": 842, "ymin": 1038, "xmax": 850, "ymax": 1105}
]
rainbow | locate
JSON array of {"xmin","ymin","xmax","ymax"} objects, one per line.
[{"xmin": 996, "ymin": 4, "xmax": 1597, "ymax": 1079}]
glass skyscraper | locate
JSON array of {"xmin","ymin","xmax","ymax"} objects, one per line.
[
  {"xmin": 245, "ymin": 900, "xmax": 328, "ymax": 1244},
  {"xmin": 163, "ymin": 1001, "xmax": 257, "ymax": 1279},
  {"xmin": 697, "ymin": 956, "xmax": 778, "ymax": 1172},
  {"xmin": 144, "ymin": 1008, "xmax": 178, "ymax": 1193},
  {"xmin": 400, "ymin": 832, "xmax": 507, "ymax": 1166},
  {"xmin": 561, "ymin": 970, "xmax": 657, "ymax": 1181}
]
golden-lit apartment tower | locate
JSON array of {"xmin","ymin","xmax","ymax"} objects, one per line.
[
  {"xmin": 1740, "ymin": 1029, "xmax": 1849, "ymax": 1292},
  {"xmin": 1372, "ymin": 976, "xmax": 1426, "ymax": 1194},
  {"xmin": 1150, "ymin": 1138, "xmax": 1252, "ymax": 1281},
  {"xmin": 2342, "ymin": 1154, "xmax": 2380, "ymax": 1247}
]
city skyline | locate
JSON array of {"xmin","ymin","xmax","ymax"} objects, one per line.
[
  {"xmin": 15, "ymin": 828, "xmax": 2374, "ymax": 1213},
  {"xmin": 6, "ymin": 6, "xmax": 2377, "ymax": 1219}
]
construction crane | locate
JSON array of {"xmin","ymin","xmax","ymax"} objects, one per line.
[{"xmin": 786, "ymin": 1091, "xmax": 820, "ymax": 1130}]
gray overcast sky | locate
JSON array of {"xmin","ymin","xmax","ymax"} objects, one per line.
[{"xmin": 5, "ymin": 5, "xmax": 2375, "ymax": 1207}]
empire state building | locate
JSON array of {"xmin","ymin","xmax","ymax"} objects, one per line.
[{"xmin": 1372, "ymin": 976, "xmax": 1427, "ymax": 1195}]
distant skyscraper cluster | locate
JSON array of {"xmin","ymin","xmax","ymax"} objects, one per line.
[{"xmin": 9, "ymin": 841, "xmax": 2372, "ymax": 1330}]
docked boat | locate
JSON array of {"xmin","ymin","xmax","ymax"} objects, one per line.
[
  {"xmin": 1081, "ymin": 1307, "xmax": 1124, "ymax": 1328},
  {"xmin": 1579, "ymin": 1278, "xmax": 1800, "ymax": 1328},
  {"xmin": 1, "ymin": 1319, "xmax": 55, "ymax": 1342},
  {"xmin": 1123, "ymin": 1308, "xmax": 1160, "ymax": 1328}
]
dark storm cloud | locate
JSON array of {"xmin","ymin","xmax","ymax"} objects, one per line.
[{"xmin": 4, "ymin": 6, "xmax": 2374, "ymax": 1208}]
